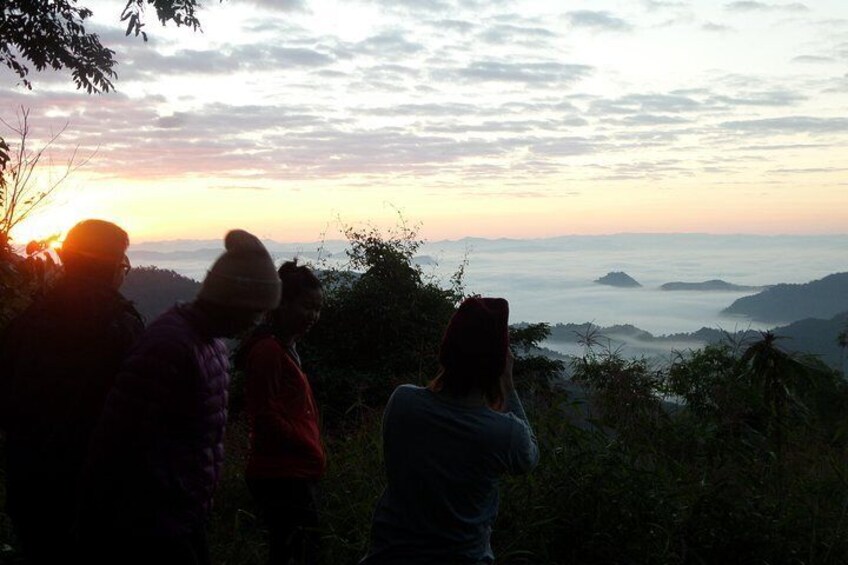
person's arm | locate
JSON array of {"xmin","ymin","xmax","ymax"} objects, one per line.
[{"xmin": 501, "ymin": 350, "xmax": 540, "ymax": 474}]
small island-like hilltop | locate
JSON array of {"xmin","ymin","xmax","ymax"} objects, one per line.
[
  {"xmin": 660, "ymin": 279, "xmax": 762, "ymax": 291},
  {"xmin": 594, "ymin": 271, "xmax": 642, "ymax": 288}
]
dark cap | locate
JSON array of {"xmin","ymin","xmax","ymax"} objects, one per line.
[{"xmin": 439, "ymin": 297, "xmax": 510, "ymax": 381}]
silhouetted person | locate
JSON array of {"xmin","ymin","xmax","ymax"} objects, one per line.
[
  {"xmin": 79, "ymin": 229, "xmax": 280, "ymax": 565},
  {"xmin": 0, "ymin": 219, "xmax": 143, "ymax": 564},
  {"xmin": 238, "ymin": 261, "xmax": 325, "ymax": 565},
  {"xmin": 360, "ymin": 297, "xmax": 539, "ymax": 565}
]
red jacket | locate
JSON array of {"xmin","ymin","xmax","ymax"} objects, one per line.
[{"xmin": 245, "ymin": 336, "xmax": 326, "ymax": 479}]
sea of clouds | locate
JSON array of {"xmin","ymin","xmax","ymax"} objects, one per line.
[{"xmin": 130, "ymin": 234, "xmax": 847, "ymax": 342}]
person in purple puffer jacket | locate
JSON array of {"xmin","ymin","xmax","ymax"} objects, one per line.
[{"xmin": 79, "ymin": 229, "xmax": 281, "ymax": 565}]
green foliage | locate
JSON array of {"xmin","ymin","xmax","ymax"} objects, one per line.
[
  {"xmin": 572, "ymin": 348, "xmax": 665, "ymax": 440},
  {"xmin": 1, "ymin": 0, "xmax": 115, "ymax": 93},
  {"xmin": 0, "ymin": 242, "xmax": 60, "ymax": 332},
  {"xmin": 1, "ymin": 0, "xmax": 215, "ymax": 94},
  {"xmin": 7, "ymin": 218, "xmax": 848, "ymax": 563},
  {"xmin": 553, "ymin": 335, "xmax": 848, "ymax": 564},
  {"xmin": 122, "ymin": 0, "xmax": 208, "ymax": 40},
  {"xmin": 209, "ymin": 336, "xmax": 848, "ymax": 564},
  {"xmin": 121, "ymin": 265, "xmax": 200, "ymax": 322},
  {"xmin": 0, "ymin": 136, "xmax": 9, "ymax": 190},
  {"xmin": 1, "ymin": 0, "xmax": 216, "ymax": 170},
  {"xmin": 302, "ymin": 220, "xmax": 463, "ymax": 427},
  {"xmin": 666, "ymin": 343, "xmax": 746, "ymax": 417},
  {"xmin": 510, "ymin": 322, "xmax": 566, "ymax": 392}
]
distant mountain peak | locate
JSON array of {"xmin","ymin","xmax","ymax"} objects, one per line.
[{"xmin": 595, "ymin": 271, "xmax": 642, "ymax": 288}]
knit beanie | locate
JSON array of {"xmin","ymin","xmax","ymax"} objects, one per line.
[
  {"xmin": 62, "ymin": 219, "xmax": 129, "ymax": 264},
  {"xmin": 197, "ymin": 230, "xmax": 281, "ymax": 311},
  {"xmin": 439, "ymin": 297, "xmax": 510, "ymax": 381}
]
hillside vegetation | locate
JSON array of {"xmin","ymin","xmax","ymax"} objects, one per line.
[
  {"xmin": 121, "ymin": 265, "xmax": 201, "ymax": 322},
  {"xmin": 2, "ymin": 227, "xmax": 848, "ymax": 564},
  {"xmin": 723, "ymin": 272, "xmax": 848, "ymax": 323}
]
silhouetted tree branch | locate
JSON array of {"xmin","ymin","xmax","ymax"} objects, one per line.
[
  {"xmin": 0, "ymin": 107, "xmax": 91, "ymax": 248},
  {"xmin": 0, "ymin": 0, "xmax": 220, "ymax": 178}
]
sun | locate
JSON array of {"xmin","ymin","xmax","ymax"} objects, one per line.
[{"xmin": 8, "ymin": 203, "xmax": 94, "ymax": 247}]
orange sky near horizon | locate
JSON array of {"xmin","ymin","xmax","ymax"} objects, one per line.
[{"xmin": 9, "ymin": 168, "xmax": 848, "ymax": 246}]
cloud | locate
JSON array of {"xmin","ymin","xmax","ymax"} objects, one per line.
[
  {"xmin": 617, "ymin": 114, "xmax": 692, "ymax": 126},
  {"xmin": 349, "ymin": 31, "xmax": 426, "ymax": 57},
  {"xmin": 235, "ymin": 0, "xmax": 306, "ymax": 11},
  {"xmin": 427, "ymin": 120, "xmax": 561, "ymax": 134},
  {"xmin": 590, "ymin": 93, "xmax": 701, "ymax": 115},
  {"xmin": 642, "ymin": 0, "xmax": 690, "ymax": 11},
  {"xmin": 527, "ymin": 137, "xmax": 597, "ymax": 157},
  {"xmin": 724, "ymin": 2, "xmax": 809, "ymax": 13},
  {"xmin": 792, "ymin": 55, "xmax": 836, "ymax": 64},
  {"xmin": 117, "ymin": 44, "xmax": 335, "ymax": 79},
  {"xmin": 3, "ymin": 4, "xmax": 845, "ymax": 200},
  {"xmin": 452, "ymin": 61, "xmax": 593, "ymax": 86},
  {"xmin": 566, "ymin": 11, "xmax": 633, "ymax": 32},
  {"xmin": 479, "ymin": 23, "xmax": 558, "ymax": 45},
  {"xmin": 359, "ymin": 0, "xmax": 452, "ymax": 12},
  {"xmin": 710, "ymin": 90, "xmax": 806, "ymax": 107},
  {"xmin": 739, "ymin": 142, "xmax": 829, "ymax": 151},
  {"xmin": 721, "ymin": 116, "xmax": 848, "ymax": 134},
  {"xmin": 359, "ymin": 102, "xmax": 480, "ymax": 117},
  {"xmin": 208, "ymin": 185, "xmax": 272, "ymax": 190},
  {"xmin": 0, "ymin": 86, "xmax": 600, "ymax": 182},
  {"xmin": 702, "ymin": 22, "xmax": 732, "ymax": 32},
  {"xmin": 768, "ymin": 166, "xmax": 848, "ymax": 174},
  {"xmin": 428, "ymin": 19, "xmax": 476, "ymax": 33}
]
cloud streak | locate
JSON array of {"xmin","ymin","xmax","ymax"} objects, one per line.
[
  {"xmin": 724, "ymin": 1, "xmax": 809, "ymax": 12},
  {"xmin": 567, "ymin": 11, "xmax": 633, "ymax": 31}
]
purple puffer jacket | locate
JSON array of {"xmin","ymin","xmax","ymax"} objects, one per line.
[{"xmin": 82, "ymin": 304, "xmax": 230, "ymax": 538}]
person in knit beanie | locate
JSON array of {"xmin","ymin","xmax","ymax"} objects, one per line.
[
  {"xmin": 360, "ymin": 296, "xmax": 539, "ymax": 565},
  {"xmin": 197, "ymin": 229, "xmax": 282, "ymax": 312},
  {"xmin": 80, "ymin": 229, "xmax": 280, "ymax": 565}
]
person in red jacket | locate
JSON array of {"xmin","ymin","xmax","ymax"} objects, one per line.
[{"xmin": 240, "ymin": 260, "xmax": 325, "ymax": 565}]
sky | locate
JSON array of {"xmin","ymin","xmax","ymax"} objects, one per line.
[{"xmin": 2, "ymin": 0, "xmax": 847, "ymax": 243}]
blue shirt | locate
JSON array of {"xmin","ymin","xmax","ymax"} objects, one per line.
[{"xmin": 362, "ymin": 384, "xmax": 539, "ymax": 564}]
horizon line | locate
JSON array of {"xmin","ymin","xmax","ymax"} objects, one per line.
[{"xmin": 132, "ymin": 231, "xmax": 848, "ymax": 247}]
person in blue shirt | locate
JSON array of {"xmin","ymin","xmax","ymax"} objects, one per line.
[{"xmin": 361, "ymin": 297, "xmax": 539, "ymax": 565}]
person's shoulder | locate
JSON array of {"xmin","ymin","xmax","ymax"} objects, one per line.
[
  {"xmin": 111, "ymin": 296, "xmax": 145, "ymax": 336},
  {"xmin": 250, "ymin": 335, "xmax": 284, "ymax": 355},
  {"xmin": 115, "ymin": 293, "xmax": 144, "ymax": 321},
  {"xmin": 145, "ymin": 306, "xmax": 195, "ymax": 337},
  {"xmin": 386, "ymin": 384, "xmax": 430, "ymax": 410},
  {"xmin": 392, "ymin": 383, "xmax": 427, "ymax": 399},
  {"xmin": 133, "ymin": 308, "xmax": 197, "ymax": 356},
  {"xmin": 246, "ymin": 336, "xmax": 288, "ymax": 367}
]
